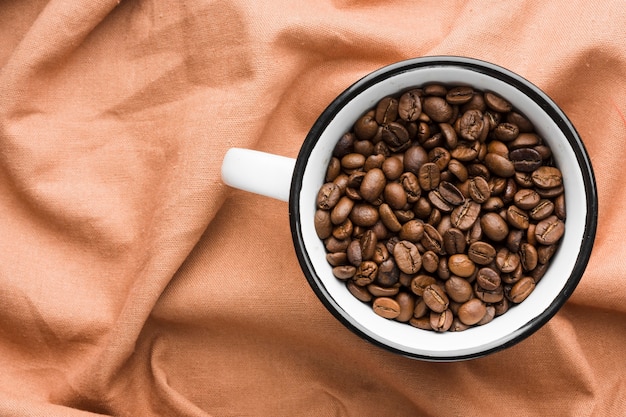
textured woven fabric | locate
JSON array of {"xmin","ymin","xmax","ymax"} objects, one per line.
[{"xmin": 0, "ymin": 1, "xmax": 624, "ymax": 416}]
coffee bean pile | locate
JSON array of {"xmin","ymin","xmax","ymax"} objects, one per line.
[{"xmin": 314, "ymin": 84, "xmax": 566, "ymax": 332}]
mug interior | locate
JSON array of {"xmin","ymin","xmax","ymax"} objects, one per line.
[{"xmin": 291, "ymin": 57, "xmax": 596, "ymax": 360}]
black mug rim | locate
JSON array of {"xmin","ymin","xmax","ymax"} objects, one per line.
[{"xmin": 289, "ymin": 56, "xmax": 598, "ymax": 361}]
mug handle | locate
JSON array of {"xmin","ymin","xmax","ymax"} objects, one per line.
[{"xmin": 221, "ymin": 148, "xmax": 296, "ymax": 202}]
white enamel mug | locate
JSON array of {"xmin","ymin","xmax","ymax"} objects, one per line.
[{"xmin": 221, "ymin": 56, "xmax": 597, "ymax": 361}]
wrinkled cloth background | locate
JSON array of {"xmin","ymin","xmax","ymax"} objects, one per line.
[{"xmin": 0, "ymin": 1, "xmax": 625, "ymax": 416}]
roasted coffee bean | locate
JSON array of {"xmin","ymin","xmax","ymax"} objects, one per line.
[
  {"xmin": 384, "ymin": 182, "xmax": 408, "ymax": 210},
  {"xmin": 530, "ymin": 199, "xmax": 554, "ymax": 220},
  {"xmin": 468, "ymin": 176, "xmax": 490, "ymax": 203},
  {"xmin": 458, "ymin": 109, "xmax": 485, "ymax": 141},
  {"xmin": 382, "ymin": 156, "xmax": 404, "ymax": 180},
  {"xmin": 360, "ymin": 168, "xmax": 386, "ymax": 202},
  {"xmin": 398, "ymin": 89, "xmax": 423, "ymax": 122},
  {"xmin": 395, "ymin": 292, "xmax": 416, "ymax": 322},
  {"xmin": 481, "ymin": 212, "xmax": 509, "ymax": 241},
  {"xmin": 555, "ymin": 194, "xmax": 566, "ymax": 220},
  {"xmin": 439, "ymin": 123, "xmax": 458, "ymax": 149},
  {"xmin": 448, "ymin": 254, "xmax": 475, "ymax": 278},
  {"xmin": 482, "ymin": 196, "xmax": 504, "ymax": 212},
  {"xmin": 353, "ymin": 261, "xmax": 378, "ymax": 286},
  {"xmin": 399, "ymin": 172, "xmax": 421, "ymax": 203},
  {"xmin": 535, "ymin": 215, "xmax": 565, "ymax": 245},
  {"xmin": 444, "ymin": 228, "xmax": 466, "ymax": 255},
  {"xmin": 476, "ymin": 267, "xmax": 501, "ymax": 291},
  {"xmin": 317, "ymin": 182, "xmax": 341, "ymax": 210},
  {"xmin": 421, "ymin": 223, "xmax": 445, "ymax": 255},
  {"xmin": 474, "ymin": 283, "xmax": 504, "ymax": 303},
  {"xmin": 507, "ymin": 276, "xmax": 535, "ymax": 303},
  {"xmin": 446, "ymin": 86, "xmax": 474, "ymax": 104},
  {"xmin": 314, "ymin": 209, "xmax": 333, "ymax": 239},
  {"xmin": 347, "ymin": 280, "xmax": 372, "ymax": 302},
  {"xmin": 477, "ymin": 305, "xmax": 496, "ymax": 326},
  {"xmin": 376, "ymin": 258, "xmax": 400, "ymax": 287},
  {"xmin": 448, "ymin": 159, "xmax": 469, "ymax": 182},
  {"xmin": 507, "ymin": 205, "xmax": 530, "ymax": 229},
  {"xmin": 423, "ymin": 284, "xmax": 449, "ymax": 313},
  {"xmin": 379, "ymin": 203, "xmax": 402, "ymax": 232},
  {"xmin": 445, "ymin": 276, "xmax": 473, "ymax": 303},
  {"xmin": 399, "ymin": 220, "xmax": 424, "ymax": 242},
  {"xmin": 493, "ymin": 122, "xmax": 519, "ymax": 142},
  {"xmin": 520, "ymin": 243, "xmax": 538, "ymax": 271},
  {"xmin": 537, "ymin": 244, "xmax": 557, "ymax": 264},
  {"xmin": 368, "ymin": 283, "xmax": 400, "ymax": 297},
  {"xmin": 382, "ymin": 122, "xmax": 410, "ymax": 151},
  {"xmin": 484, "ymin": 153, "xmax": 515, "ymax": 178},
  {"xmin": 484, "ymin": 91, "xmax": 512, "ymax": 113},
  {"xmin": 514, "ymin": 189, "xmax": 541, "ymax": 210},
  {"xmin": 375, "ymin": 96, "xmax": 399, "ymax": 124},
  {"xmin": 347, "ymin": 240, "xmax": 363, "ymax": 266},
  {"xmin": 458, "ymin": 298, "xmax": 487, "ymax": 325},
  {"xmin": 506, "ymin": 229, "xmax": 524, "ymax": 253},
  {"xmin": 333, "ymin": 265, "xmax": 356, "ymax": 280},
  {"xmin": 373, "ymin": 297, "xmax": 401, "ymax": 319},
  {"xmin": 428, "ymin": 189, "xmax": 453, "ymax": 212},
  {"xmin": 350, "ymin": 204, "xmax": 379, "ymax": 227},
  {"xmin": 430, "ymin": 309, "xmax": 454, "ymax": 332},
  {"xmin": 332, "ymin": 218, "xmax": 353, "ymax": 240},
  {"xmin": 418, "ymin": 162, "xmax": 441, "ymax": 191},
  {"xmin": 422, "ymin": 250, "xmax": 439, "ymax": 273},
  {"xmin": 496, "ymin": 248, "xmax": 520, "ymax": 273},
  {"xmin": 439, "ymin": 181, "xmax": 465, "ymax": 205},
  {"xmin": 423, "ymin": 96, "xmax": 453, "ymax": 122},
  {"xmin": 532, "ymin": 166, "xmax": 563, "ymax": 189},
  {"xmin": 393, "ymin": 241, "xmax": 422, "ymax": 274},
  {"xmin": 326, "ymin": 252, "xmax": 347, "ymax": 266},
  {"xmin": 451, "ymin": 200, "xmax": 481, "ymax": 231},
  {"xmin": 341, "ymin": 153, "xmax": 366, "ymax": 171},
  {"xmin": 510, "ymin": 148, "xmax": 542, "ymax": 172},
  {"xmin": 467, "ymin": 241, "xmax": 496, "ymax": 265}
]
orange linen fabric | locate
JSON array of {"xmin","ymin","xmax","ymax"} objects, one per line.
[{"xmin": 0, "ymin": 1, "xmax": 624, "ymax": 416}]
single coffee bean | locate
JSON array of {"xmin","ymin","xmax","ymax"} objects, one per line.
[
  {"xmin": 409, "ymin": 275, "xmax": 436, "ymax": 298},
  {"xmin": 458, "ymin": 298, "xmax": 487, "ymax": 325},
  {"xmin": 507, "ymin": 276, "xmax": 536, "ymax": 303},
  {"xmin": 477, "ymin": 305, "xmax": 496, "ymax": 325},
  {"xmin": 448, "ymin": 254, "xmax": 476, "ymax": 278},
  {"xmin": 532, "ymin": 166, "xmax": 563, "ymax": 189},
  {"xmin": 421, "ymin": 223, "xmax": 445, "ymax": 255},
  {"xmin": 393, "ymin": 241, "xmax": 422, "ymax": 274},
  {"xmin": 439, "ymin": 123, "xmax": 458, "ymax": 149},
  {"xmin": 458, "ymin": 109, "xmax": 485, "ymax": 141},
  {"xmin": 430, "ymin": 309, "xmax": 454, "ymax": 332},
  {"xmin": 506, "ymin": 205, "xmax": 530, "ymax": 229},
  {"xmin": 360, "ymin": 230, "xmax": 377, "ymax": 260},
  {"xmin": 346, "ymin": 280, "xmax": 372, "ymax": 303},
  {"xmin": 421, "ymin": 250, "xmax": 439, "ymax": 273},
  {"xmin": 484, "ymin": 91, "xmax": 512, "ymax": 113},
  {"xmin": 451, "ymin": 200, "xmax": 481, "ymax": 231},
  {"xmin": 536, "ymin": 184, "xmax": 564, "ymax": 199},
  {"xmin": 341, "ymin": 153, "xmax": 366, "ymax": 171},
  {"xmin": 333, "ymin": 265, "xmax": 356, "ymax": 280},
  {"xmin": 399, "ymin": 219, "xmax": 424, "ymax": 242},
  {"xmin": 314, "ymin": 209, "xmax": 333, "ymax": 239},
  {"xmin": 404, "ymin": 145, "xmax": 429, "ymax": 174},
  {"xmin": 354, "ymin": 111, "xmax": 378, "ymax": 141},
  {"xmin": 384, "ymin": 182, "xmax": 408, "ymax": 210},
  {"xmin": 399, "ymin": 172, "xmax": 421, "ymax": 203},
  {"xmin": 364, "ymin": 153, "xmax": 385, "ymax": 171},
  {"xmin": 398, "ymin": 89, "xmax": 423, "ymax": 122},
  {"xmin": 350, "ymin": 204, "xmax": 380, "ymax": 227},
  {"xmin": 333, "ymin": 133, "xmax": 356, "ymax": 157},
  {"xmin": 510, "ymin": 148, "xmax": 542, "ymax": 172},
  {"xmin": 326, "ymin": 252, "xmax": 347, "ymax": 266},
  {"xmin": 376, "ymin": 258, "xmax": 400, "ymax": 287},
  {"xmin": 535, "ymin": 215, "xmax": 565, "ymax": 245},
  {"xmin": 474, "ymin": 282, "xmax": 504, "ymax": 303},
  {"xmin": 439, "ymin": 181, "xmax": 465, "ymax": 206},
  {"xmin": 444, "ymin": 228, "xmax": 466, "ymax": 255},
  {"xmin": 514, "ymin": 188, "xmax": 541, "ymax": 210},
  {"xmin": 368, "ymin": 283, "xmax": 400, "ymax": 297},
  {"xmin": 447, "ymin": 159, "xmax": 469, "ymax": 182},
  {"xmin": 317, "ymin": 182, "xmax": 341, "ymax": 210},
  {"xmin": 445, "ymin": 276, "xmax": 473, "ymax": 303},
  {"xmin": 476, "ymin": 267, "xmax": 501, "ymax": 291},
  {"xmin": 446, "ymin": 86, "xmax": 474, "ymax": 104},
  {"xmin": 507, "ymin": 111, "xmax": 534, "ymax": 132},
  {"xmin": 428, "ymin": 189, "xmax": 453, "ymax": 212},
  {"xmin": 360, "ymin": 168, "xmax": 386, "ymax": 202},
  {"xmin": 467, "ymin": 241, "xmax": 496, "ymax": 265},
  {"xmin": 555, "ymin": 193, "xmax": 566, "ymax": 220},
  {"xmin": 423, "ymin": 284, "xmax": 449, "ymax": 313},
  {"xmin": 379, "ymin": 203, "xmax": 402, "ymax": 233},
  {"xmin": 409, "ymin": 316, "xmax": 432, "ymax": 330},
  {"xmin": 482, "ymin": 196, "xmax": 504, "ymax": 212},
  {"xmin": 381, "ymin": 122, "xmax": 411, "ymax": 151},
  {"xmin": 395, "ymin": 292, "xmax": 416, "ymax": 322},
  {"xmin": 382, "ymin": 156, "xmax": 404, "ymax": 180},
  {"xmin": 493, "ymin": 122, "xmax": 519, "ymax": 142},
  {"xmin": 468, "ymin": 176, "xmax": 490, "ymax": 203},
  {"xmin": 537, "ymin": 244, "xmax": 557, "ymax": 264},
  {"xmin": 520, "ymin": 242, "xmax": 538, "ymax": 271},
  {"xmin": 372, "ymin": 242, "xmax": 389, "ymax": 265},
  {"xmin": 347, "ymin": 240, "xmax": 363, "ymax": 266},
  {"xmin": 373, "ymin": 297, "xmax": 401, "ymax": 319},
  {"xmin": 450, "ymin": 140, "xmax": 480, "ymax": 161},
  {"xmin": 418, "ymin": 162, "xmax": 441, "ymax": 191},
  {"xmin": 423, "ymin": 96, "xmax": 453, "ymax": 122},
  {"xmin": 325, "ymin": 236, "xmax": 350, "ymax": 253},
  {"xmin": 375, "ymin": 96, "xmax": 398, "ymax": 124},
  {"xmin": 495, "ymin": 248, "xmax": 521, "ymax": 273},
  {"xmin": 529, "ymin": 199, "xmax": 554, "ymax": 221},
  {"xmin": 353, "ymin": 261, "xmax": 378, "ymax": 286},
  {"xmin": 484, "ymin": 152, "xmax": 515, "ymax": 178},
  {"xmin": 330, "ymin": 196, "xmax": 354, "ymax": 225},
  {"xmin": 481, "ymin": 212, "xmax": 509, "ymax": 241},
  {"xmin": 506, "ymin": 229, "xmax": 524, "ymax": 253}
]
